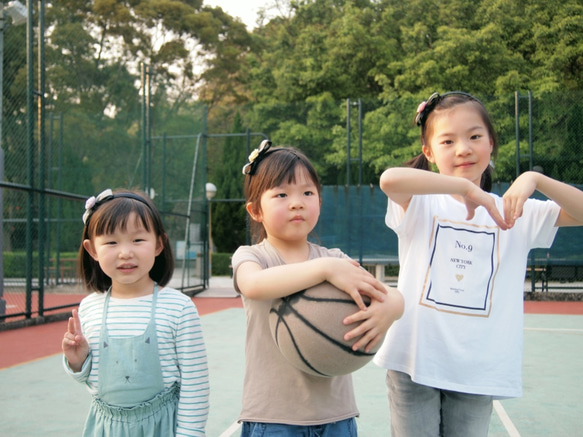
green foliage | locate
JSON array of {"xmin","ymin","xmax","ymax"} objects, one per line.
[
  {"xmin": 211, "ymin": 113, "xmax": 248, "ymax": 253},
  {"xmin": 246, "ymin": 0, "xmax": 385, "ymax": 103},
  {"xmin": 385, "ymin": 264, "xmax": 400, "ymax": 278},
  {"xmin": 4, "ymin": 0, "xmax": 583, "ymax": 267},
  {"xmin": 3, "ymin": 252, "xmax": 30, "ymax": 277},
  {"xmin": 192, "ymin": 0, "xmax": 583, "ymax": 187},
  {"xmin": 2, "ymin": 252, "xmax": 78, "ymax": 277},
  {"xmin": 242, "ymin": 94, "xmax": 347, "ymax": 184},
  {"xmin": 211, "ymin": 252, "xmax": 233, "ymax": 276},
  {"xmin": 29, "ymin": 0, "xmax": 583, "ymax": 194}
]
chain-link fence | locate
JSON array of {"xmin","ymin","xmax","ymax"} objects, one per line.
[
  {"xmin": 1, "ymin": 3, "xmax": 582, "ymax": 328},
  {"xmin": 3, "ymin": 88, "xmax": 583, "ymax": 327},
  {"xmin": 0, "ymin": 108, "xmax": 211, "ymax": 327},
  {"xmin": 0, "ymin": 4, "xmax": 211, "ymax": 326}
]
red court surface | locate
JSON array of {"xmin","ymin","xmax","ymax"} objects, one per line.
[
  {"xmin": 0, "ymin": 297, "xmax": 580, "ymax": 370},
  {"xmin": 524, "ymin": 300, "xmax": 583, "ymax": 314},
  {"xmin": 0, "ymin": 296, "xmax": 243, "ymax": 370}
]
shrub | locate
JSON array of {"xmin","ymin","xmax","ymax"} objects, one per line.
[{"xmin": 212, "ymin": 252, "xmax": 233, "ymax": 276}]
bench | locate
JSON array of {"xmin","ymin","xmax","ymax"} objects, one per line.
[
  {"xmin": 47, "ymin": 258, "xmax": 78, "ymax": 285},
  {"xmin": 527, "ymin": 259, "xmax": 583, "ymax": 292},
  {"xmin": 359, "ymin": 256, "xmax": 399, "ymax": 282},
  {"xmin": 355, "ymin": 256, "xmax": 582, "ymax": 291}
]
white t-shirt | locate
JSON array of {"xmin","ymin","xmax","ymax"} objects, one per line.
[{"xmin": 374, "ymin": 193, "xmax": 560, "ymax": 398}]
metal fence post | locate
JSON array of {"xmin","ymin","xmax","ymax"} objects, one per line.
[
  {"xmin": 25, "ymin": 0, "xmax": 34, "ymax": 318},
  {"xmin": 0, "ymin": 1, "xmax": 5, "ymax": 318}
]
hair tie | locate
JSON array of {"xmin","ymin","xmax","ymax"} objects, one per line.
[
  {"xmin": 83, "ymin": 189, "xmax": 113, "ymax": 224},
  {"xmin": 242, "ymin": 140, "xmax": 272, "ymax": 175},
  {"xmin": 415, "ymin": 92, "xmax": 440, "ymax": 126}
]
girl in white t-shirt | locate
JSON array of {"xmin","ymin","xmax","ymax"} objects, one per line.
[
  {"xmin": 375, "ymin": 92, "xmax": 583, "ymax": 436},
  {"xmin": 233, "ymin": 141, "xmax": 403, "ymax": 436}
]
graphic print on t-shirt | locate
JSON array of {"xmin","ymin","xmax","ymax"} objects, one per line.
[{"xmin": 420, "ymin": 218, "xmax": 499, "ymax": 317}]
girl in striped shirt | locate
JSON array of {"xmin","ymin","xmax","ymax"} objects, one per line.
[{"xmin": 62, "ymin": 189, "xmax": 209, "ymax": 436}]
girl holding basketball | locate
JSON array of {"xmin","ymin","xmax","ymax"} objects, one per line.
[
  {"xmin": 375, "ymin": 91, "xmax": 583, "ymax": 436},
  {"xmin": 61, "ymin": 189, "xmax": 209, "ymax": 436},
  {"xmin": 232, "ymin": 142, "xmax": 403, "ymax": 436}
]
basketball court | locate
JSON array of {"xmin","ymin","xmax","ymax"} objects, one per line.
[{"xmin": 1, "ymin": 277, "xmax": 582, "ymax": 436}]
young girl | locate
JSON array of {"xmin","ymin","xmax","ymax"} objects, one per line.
[
  {"xmin": 61, "ymin": 189, "xmax": 209, "ymax": 437},
  {"xmin": 374, "ymin": 91, "xmax": 583, "ymax": 436},
  {"xmin": 232, "ymin": 141, "xmax": 404, "ymax": 436}
]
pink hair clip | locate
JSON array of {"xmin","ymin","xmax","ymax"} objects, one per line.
[{"xmin": 82, "ymin": 188, "xmax": 113, "ymax": 224}]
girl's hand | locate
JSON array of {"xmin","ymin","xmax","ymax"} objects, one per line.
[
  {"xmin": 342, "ymin": 286, "xmax": 404, "ymax": 353},
  {"xmin": 237, "ymin": 257, "xmax": 387, "ymax": 305},
  {"xmin": 502, "ymin": 172, "xmax": 538, "ymax": 228},
  {"xmin": 463, "ymin": 183, "xmax": 509, "ymax": 230},
  {"xmin": 326, "ymin": 259, "xmax": 388, "ymax": 310},
  {"xmin": 62, "ymin": 309, "xmax": 89, "ymax": 372}
]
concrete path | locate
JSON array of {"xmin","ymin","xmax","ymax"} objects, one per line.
[{"xmin": 1, "ymin": 278, "xmax": 582, "ymax": 436}]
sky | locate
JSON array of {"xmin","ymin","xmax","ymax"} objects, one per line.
[{"xmin": 204, "ymin": 0, "xmax": 271, "ymax": 30}]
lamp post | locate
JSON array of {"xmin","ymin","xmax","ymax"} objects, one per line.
[
  {"xmin": 205, "ymin": 182, "xmax": 217, "ymax": 280},
  {"xmin": 0, "ymin": 0, "xmax": 27, "ymax": 317}
]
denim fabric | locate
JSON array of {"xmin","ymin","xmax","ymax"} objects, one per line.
[
  {"xmin": 386, "ymin": 370, "xmax": 493, "ymax": 437},
  {"xmin": 240, "ymin": 417, "xmax": 357, "ymax": 437}
]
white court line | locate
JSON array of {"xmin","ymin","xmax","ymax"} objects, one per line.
[
  {"xmin": 494, "ymin": 400, "xmax": 521, "ymax": 437},
  {"xmin": 219, "ymin": 421, "xmax": 241, "ymax": 437},
  {"xmin": 524, "ymin": 327, "xmax": 583, "ymax": 333},
  {"xmin": 222, "ymin": 405, "xmax": 520, "ymax": 436},
  {"xmin": 215, "ymin": 326, "xmax": 576, "ymax": 437}
]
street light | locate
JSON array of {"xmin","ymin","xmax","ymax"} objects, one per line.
[
  {"xmin": 205, "ymin": 183, "xmax": 217, "ymax": 279},
  {"xmin": 4, "ymin": 1, "xmax": 26, "ymax": 25},
  {"xmin": 206, "ymin": 182, "xmax": 217, "ymax": 200}
]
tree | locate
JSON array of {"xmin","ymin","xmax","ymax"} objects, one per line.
[
  {"xmin": 530, "ymin": 4, "xmax": 583, "ymax": 91},
  {"xmin": 211, "ymin": 112, "xmax": 248, "ymax": 253},
  {"xmin": 226, "ymin": 0, "xmax": 583, "ymax": 184}
]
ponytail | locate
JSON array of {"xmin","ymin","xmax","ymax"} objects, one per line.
[
  {"xmin": 481, "ymin": 165, "xmax": 493, "ymax": 192},
  {"xmin": 403, "ymin": 153, "xmax": 430, "ymax": 170}
]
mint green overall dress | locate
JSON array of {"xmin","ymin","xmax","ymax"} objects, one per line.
[{"xmin": 83, "ymin": 285, "xmax": 180, "ymax": 437}]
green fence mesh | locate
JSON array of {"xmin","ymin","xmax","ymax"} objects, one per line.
[{"xmin": 1, "ymin": 4, "xmax": 583, "ymax": 326}]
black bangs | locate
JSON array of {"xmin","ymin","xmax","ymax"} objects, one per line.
[
  {"xmin": 269, "ymin": 149, "xmax": 320, "ymax": 192},
  {"xmin": 274, "ymin": 153, "xmax": 302, "ymax": 187},
  {"xmin": 91, "ymin": 199, "xmax": 155, "ymax": 237}
]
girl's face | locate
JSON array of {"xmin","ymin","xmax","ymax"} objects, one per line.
[
  {"xmin": 248, "ymin": 167, "xmax": 321, "ymax": 246},
  {"xmin": 83, "ymin": 212, "xmax": 163, "ymax": 296},
  {"xmin": 422, "ymin": 102, "xmax": 493, "ymax": 186}
]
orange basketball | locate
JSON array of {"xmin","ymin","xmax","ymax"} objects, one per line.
[{"xmin": 269, "ymin": 281, "xmax": 380, "ymax": 377}]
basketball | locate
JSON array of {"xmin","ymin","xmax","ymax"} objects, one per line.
[{"xmin": 269, "ymin": 281, "xmax": 380, "ymax": 377}]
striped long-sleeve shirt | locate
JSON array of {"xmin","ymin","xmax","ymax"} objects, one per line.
[{"xmin": 63, "ymin": 287, "xmax": 209, "ymax": 436}]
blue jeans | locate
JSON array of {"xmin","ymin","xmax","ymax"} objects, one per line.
[
  {"xmin": 240, "ymin": 418, "xmax": 357, "ymax": 437},
  {"xmin": 386, "ymin": 370, "xmax": 493, "ymax": 437}
]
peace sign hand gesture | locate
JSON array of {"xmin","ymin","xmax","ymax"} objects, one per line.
[{"xmin": 61, "ymin": 309, "xmax": 89, "ymax": 373}]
